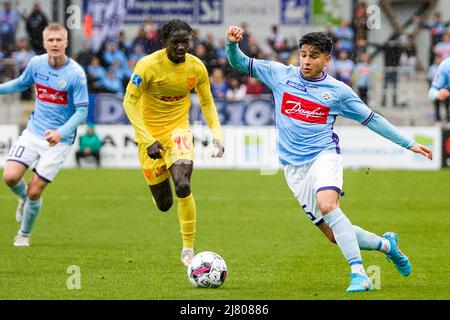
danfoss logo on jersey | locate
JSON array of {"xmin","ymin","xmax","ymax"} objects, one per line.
[
  {"xmin": 35, "ymin": 84, "xmax": 68, "ymax": 104},
  {"xmin": 281, "ymin": 92, "xmax": 329, "ymax": 124},
  {"xmin": 159, "ymin": 95, "xmax": 185, "ymax": 102}
]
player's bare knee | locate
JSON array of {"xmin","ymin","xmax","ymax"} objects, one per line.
[
  {"xmin": 175, "ymin": 181, "xmax": 191, "ymax": 198},
  {"xmin": 157, "ymin": 198, "xmax": 173, "ymax": 212},
  {"xmin": 27, "ymin": 187, "xmax": 43, "ymax": 201},
  {"xmin": 318, "ymin": 202, "xmax": 337, "ymax": 215},
  {"xmin": 3, "ymin": 172, "xmax": 20, "ymax": 188}
]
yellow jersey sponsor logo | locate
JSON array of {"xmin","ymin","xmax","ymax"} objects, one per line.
[{"xmin": 159, "ymin": 95, "xmax": 185, "ymax": 102}]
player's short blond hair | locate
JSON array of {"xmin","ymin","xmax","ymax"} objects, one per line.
[{"xmin": 43, "ymin": 23, "xmax": 68, "ymax": 40}]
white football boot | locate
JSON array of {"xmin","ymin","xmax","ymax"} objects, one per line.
[{"xmin": 13, "ymin": 234, "xmax": 30, "ymax": 247}]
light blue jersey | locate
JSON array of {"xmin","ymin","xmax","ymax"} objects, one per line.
[
  {"xmin": 251, "ymin": 58, "xmax": 374, "ymax": 165},
  {"xmin": 227, "ymin": 41, "xmax": 414, "ymax": 165},
  {"xmin": 429, "ymin": 57, "xmax": 450, "ymax": 96},
  {"xmin": 0, "ymin": 54, "xmax": 89, "ymax": 144}
]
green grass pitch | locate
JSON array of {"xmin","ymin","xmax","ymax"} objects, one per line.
[{"xmin": 0, "ymin": 168, "xmax": 449, "ymax": 300}]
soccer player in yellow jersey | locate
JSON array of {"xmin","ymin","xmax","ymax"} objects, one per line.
[{"xmin": 123, "ymin": 19, "xmax": 224, "ymax": 267}]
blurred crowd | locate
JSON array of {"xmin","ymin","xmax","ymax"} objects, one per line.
[{"xmin": 0, "ymin": 1, "xmax": 449, "ymax": 122}]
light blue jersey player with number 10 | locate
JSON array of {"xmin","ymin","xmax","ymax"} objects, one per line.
[
  {"xmin": 226, "ymin": 26, "xmax": 433, "ymax": 292},
  {"xmin": 0, "ymin": 23, "xmax": 89, "ymax": 247}
]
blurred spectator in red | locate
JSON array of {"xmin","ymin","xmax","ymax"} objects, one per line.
[{"xmin": 246, "ymin": 77, "xmax": 265, "ymax": 95}]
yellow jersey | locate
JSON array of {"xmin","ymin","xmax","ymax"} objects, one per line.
[{"xmin": 123, "ymin": 48, "xmax": 223, "ymax": 146}]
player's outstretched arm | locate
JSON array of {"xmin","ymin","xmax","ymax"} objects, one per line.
[
  {"xmin": 409, "ymin": 143, "xmax": 433, "ymax": 160},
  {"xmin": 225, "ymin": 26, "xmax": 250, "ymax": 75},
  {"xmin": 0, "ymin": 78, "xmax": 30, "ymax": 95}
]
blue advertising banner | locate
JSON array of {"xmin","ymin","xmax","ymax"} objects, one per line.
[
  {"xmin": 124, "ymin": 0, "xmax": 223, "ymax": 24},
  {"xmin": 280, "ymin": 0, "xmax": 311, "ymax": 25},
  {"xmin": 91, "ymin": 93, "xmax": 274, "ymax": 126}
]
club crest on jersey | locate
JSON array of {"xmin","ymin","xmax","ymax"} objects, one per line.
[
  {"xmin": 286, "ymin": 80, "xmax": 306, "ymax": 92},
  {"xmin": 132, "ymin": 74, "xmax": 143, "ymax": 87},
  {"xmin": 57, "ymin": 80, "xmax": 67, "ymax": 89},
  {"xmin": 187, "ymin": 76, "xmax": 196, "ymax": 90},
  {"xmin": 322, "ymin": 92, "xmax": 332, "ymax": 101},
  {"xmin": 281, "ymin": 92, "xmax": 329, "ymax": 124}
]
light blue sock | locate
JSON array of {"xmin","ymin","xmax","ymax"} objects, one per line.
[
  {"xmin": 20, "ymin": 198, "xmax": 43, "ymax": 236},
  {"xmin": 11, "ymin": 179, "xmax": 27, "ymax": 198},
  {"xmin": 354, "ymin": 225, "xmax": 382, "ymax": 250},
  {"xmin": 322, "ymin": 208, "xmax": 363, "ymax": 270},
  {"xmin": 354, "ymin": 225, "xmax": 390, "ymax": 253}
]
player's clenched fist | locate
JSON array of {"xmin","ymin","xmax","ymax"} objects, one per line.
[
  {"xmin": 44, "ymin": 129, "xmax": 61, "ymax": 146},
  {"xmin": 226, "ymin": 26, "xmax": 244, "ymax": 43}
]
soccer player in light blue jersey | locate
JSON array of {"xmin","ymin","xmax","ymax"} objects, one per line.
[
  {"xmin": 226, "ymin": 26, "xmax": 433, "ymax": 292},
  {"xmin": 1, "ymin": 23, "xmax": 88, "ymax": 247},
  {"xmin": 428, "ymin": 56, "xmax": 450, "ymax": 103}
]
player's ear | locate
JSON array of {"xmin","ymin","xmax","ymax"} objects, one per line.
[{"xmin": 324, "ymin": 54, "xmax": 331, "ymax": 66}]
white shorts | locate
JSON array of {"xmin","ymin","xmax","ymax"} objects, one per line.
[
  {"xmin": 7, "ymin": 129, "xmax": 72, "ymax": 182},
  {"xmin": 284, "ymin": 151, "xmax": 343, "ymax": 226}
]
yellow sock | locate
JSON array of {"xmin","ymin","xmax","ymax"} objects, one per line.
[{"xmin": 177, "ymin": 193, "xmax": 196, "ymax": 249}]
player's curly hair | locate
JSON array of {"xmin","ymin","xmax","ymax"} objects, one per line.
[
  {"xmin": 159, "ymin": 19, "xmax": 194, "ymax": 46},
  {"xmin": 298, "ymin": 32, "xmax": 334, "ymax": 55}
]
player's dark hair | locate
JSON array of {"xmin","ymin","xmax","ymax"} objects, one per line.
[
  {"xmin": 159, "ymin": 19, "xmax": 194, "ymax": 46},
  {"xmin": 298, "ymin": 32, "xmax": 334, "ymax": 55}
]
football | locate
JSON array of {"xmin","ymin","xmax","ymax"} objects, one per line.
[{"xmin": 187, "ymin": 251, "xmax": 227, "ymax": 288}]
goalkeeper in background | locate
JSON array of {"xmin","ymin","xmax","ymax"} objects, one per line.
[{"xmin": 123, "ymin": 19, "xmax": 224, "ymax": 267}]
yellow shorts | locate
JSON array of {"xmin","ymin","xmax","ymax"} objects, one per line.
[{"xmin": 138, "ymin": 128, "xmax": 194, "ymax": 185}]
